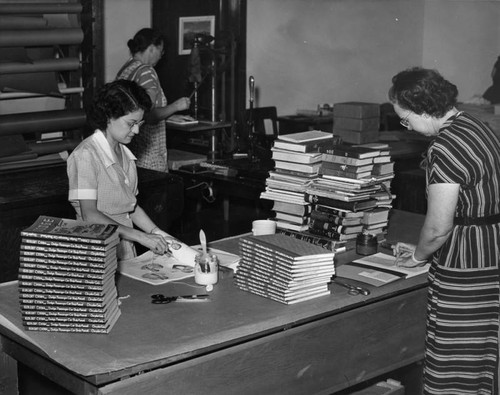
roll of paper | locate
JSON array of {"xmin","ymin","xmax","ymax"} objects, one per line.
[{"xmin": 0, "ymin": 109, "xmax": 85, "ymax": 136}]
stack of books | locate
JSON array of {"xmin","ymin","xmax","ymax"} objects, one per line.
[
  {"xmin": 298, "ymin": 142, "xmax": 396, "ymax": 249},
  {"xmin": 18, "ymin": 215, "xmax": 121, "ymax": 334},
  {"xmin": 332, "ymin": 102, "xmax": 380, "ymax": 144},
  {"xmin": 235, "ymin": 234, "xmax": 335, "ymax": 304},
  {"xmin": 260, "ymin": 130, "xmax": 335, "ymax": 232}
]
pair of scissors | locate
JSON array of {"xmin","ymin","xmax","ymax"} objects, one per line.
[
  {"xmin": 151, "ymin": 294, "xmax": 209, "ymax": 304},
  {"xmin": 331, "ymin": 279, "xmax": 370, "ymax": 296}
]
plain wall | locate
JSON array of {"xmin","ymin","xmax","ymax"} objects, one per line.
[
  {"xmin": 104, "ymin": 0, "xmax": 151, "ymax": 81},
  {"xmin": 103, "ymin": 0, "xmax": 500, "ymax": 115},
  {"xmin": 247, "ymin": 0, "xmax": 500, "ymax": 115}
]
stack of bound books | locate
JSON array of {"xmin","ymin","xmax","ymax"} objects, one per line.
[
  {"xmin": 260, "ymin": 130, "xmax": 335, "ymax": 232},
  {"xmin": 235, "ymin": 234, "xmax": 335, "ymax": 304},
  {"xmin": 18, "ymin": 215, "xmax": 121, "ymax": 334}
]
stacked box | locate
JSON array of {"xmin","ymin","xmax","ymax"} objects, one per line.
[{"xmin": 333, "ymin": 102, "xmax": 380, "ymax": 144}]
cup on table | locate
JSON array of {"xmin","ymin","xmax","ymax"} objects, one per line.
[{"xmin": 252, "ymin": 219, "xmax": 277, "ymax": 236}]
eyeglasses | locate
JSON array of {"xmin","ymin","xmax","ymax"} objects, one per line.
[
  {"xmin": 127, "ymin": 120, "xmax": 145, "ymax": 131},
  {"xmin": 400, "ymin": 111, "xmax": 411, "ymax": 128}
]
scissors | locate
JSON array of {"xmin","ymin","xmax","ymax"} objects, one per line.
[
  {"xmin": 331, "ymin": 279, "xmax": 370, "ymax": 296},
  {"xmin": 151, "ymin": 294, "xmax": 209, "ymax": 304}
]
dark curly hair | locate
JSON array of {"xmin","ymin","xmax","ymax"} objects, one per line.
[
  {"xmin": 127, "ymin": 28, "xmax": 164, "ymax": 55},
  {"xmin": 86, "ymin": 80, "xmax": 152, "ymax": 131},
  {"xmin": 388, "ymin": 67, "xmax": 458, "ymax": 117}
]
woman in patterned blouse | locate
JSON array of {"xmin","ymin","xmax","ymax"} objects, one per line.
[
  {"xmin": 116, "ymin": 28, "xmax": 191, "ymax": 172},
  {"xmin": 389, "ymin": 67, "xmax": 500, "ymax": 394}
]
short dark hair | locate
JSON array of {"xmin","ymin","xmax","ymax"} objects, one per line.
[
  {"xmin": 86, "ymin": 80, "xmax": 152, "ymax": 131},
  {"xmin": 388, "ymin": 67, "xmax": 458, "ymax": 117},
  {"xmin": 127, "ymin": 28, "xmax": 164, "ymax": 55}
]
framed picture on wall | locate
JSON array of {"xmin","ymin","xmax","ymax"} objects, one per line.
[{"xmin": 178, "ymin": 15, "xmax": 215, "ymax": 55}]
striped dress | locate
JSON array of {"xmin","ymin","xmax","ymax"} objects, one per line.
[
  {"xmin": 116, "ymin": 59, "xmax": 168, "ymax": 172},
  {"xmin": 423, "ymin": 112, "xmax": 500, "ymax": 394}
]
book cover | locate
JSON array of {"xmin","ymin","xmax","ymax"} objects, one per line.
[
  {"xmin": 362, "ymin": 208, "xmax": 390, "ymax": 225},
  {"xmin": 277, "ymin": 130, "xmax": 333, "ymax": 143},
  {"xmin": 273, "ymin": 138, "xmax": 335, "ymax": 153},
  {"xmin": 336, "ymin": 252, "xmax": 430, "ymax": 287},
  {"xmin": 271, "ymin": 148, "xmax": 323, "ymax": 164},
  {"xmin": 321, "ymin": 153, "xmax": 373, "ymax": 166},
  {"xmin": 274, "ymin": 160, "xmax": 321, "ymax": 174},
  {"xmin": 372, "ymin": 155, "xmax": 392, "ymax": 164},
  {"xmin": 372, "ymin": 162, "xmax": 395, "ymax": 175},
  {"xmin": 274, "ymin": 220, "xmax": 309, "ymax": 232},
  {"xmin": 21, "ymin": 216, "xmax": 119, "ymax": 246},
  {"xmin": 274, "ymin": 212, "xmax": 310, "ymax": 225},
  {"xmin": 239, "ymin": 234, "xmax": 335, "ymax": 262},
  {"xmin": 319, "ymin": 144, "xmax": 381, "ymax": 159},
  {"xmin": 272, "ymin": 201, "xmax": 311, "ymax": 216},
  {"xmin": 239, "ymin": 247, "xmax": 335, "ymax": 272}
]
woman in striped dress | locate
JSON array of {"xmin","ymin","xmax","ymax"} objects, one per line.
[
  {"xmin": 389, "ymin": 67, "xmax": 500, "ymax": 394},
  {"xmin": 116, "ymin": 28, "xmax": 191, "ymax": 172}
]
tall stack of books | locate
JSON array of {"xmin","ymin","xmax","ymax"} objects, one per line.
[
  {"xmin": 333, "ymin": 102, "xmax": 380, "ymax": 144},
  {"xmin": 18, "ymin": 215, "xmax": 121, "ymax": 334},
  {"xmin": 260, "ymin": 130, "xmax": 335, "ymax": 232},
  {"xmin": 235, "ymin": 234, "xmax": 335, "ymax": 304},
  {"xmin": 298, "ymin": 142, "xmax": 396, "ymax": 250}
]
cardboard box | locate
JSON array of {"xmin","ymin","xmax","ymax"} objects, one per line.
[
  {"xmin": 333, "ymin": 129, "xmax": 379, "ymax": 144},
  {"xmin": 333, "ymin": 102, "xmax": 380, "ymax": 119},
  {"xmin": 334, "ymin": 116, "xmax": 380, "ymax": 132}
]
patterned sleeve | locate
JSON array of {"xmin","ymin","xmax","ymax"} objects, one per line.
[
  {"xmin": 427, "ymin": 136, "xmax": 480, "ymax": 187},
  {"xmin": 67, "ymin": 147, "xmax": 98, "ymax": 201}
]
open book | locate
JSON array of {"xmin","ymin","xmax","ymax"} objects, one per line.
[{"xmin": 335, "ymin": 252, "xmax": 430, "ymax": 287}]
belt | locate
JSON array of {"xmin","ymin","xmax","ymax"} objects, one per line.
[{"xmin": 454, "ymin": 212, "xmax": 500, "ymax": 226}]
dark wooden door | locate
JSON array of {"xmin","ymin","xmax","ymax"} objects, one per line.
[{"xmin": 152, "ymin": 0, "xmax": 247, "ymax": 153}]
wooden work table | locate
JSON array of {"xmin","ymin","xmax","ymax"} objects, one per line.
[{"xmin": 0, "ymin": 210, "xmax": 427, "ymax": 394}]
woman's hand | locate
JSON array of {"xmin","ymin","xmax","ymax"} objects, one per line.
[
  {"xmin": 141, "ymin": 233, "xmax": 169, "ymax": 255},
  {"xmin": 172, "ymin": 97, "xmax": 191, "ymax": 112}
]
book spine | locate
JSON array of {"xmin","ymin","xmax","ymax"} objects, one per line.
[
  {"xmin": 308, "ymin": 227, "xmax": 350, "ymax": 240},
  {"xmin": 19, "ymin": 267, "xmax": 112, "ymax": 280},
  {"xmin": 20, "ymin": 249, "xmax": 113, "ymax": 263},
  {"xmin": 310, "ymin": 210, "xmax": 350, "ymax": 224},
  {"xmin": 21, "ymin": 230, "xmax": 111, "ymax": 245},
  {"xmin": 314, "ymin": 205, "xmax": 354, "ymax": 217},
  {"xmin": 19, "ymin": 255, "xmax": 108, "ymax": 268},
  {"xmin": 309, "ymin": 219, "xmax": 349, "ymax": 234},
  {"xmin": 19, "ymin": 279, "xmax": 112, "ymax": 291},
  {"xmin": 19, "ymin": 262, "xmax": 112, "ymax": 275},
  {"xmin": 305, "ymin": 193, "xmax": 358, "ymax": 211},
  {"xmin": 319, "ymin": 147, "xmax": 365, "ymax": 158},
  {"xmin": 319, "ymin": 168, "xmax": 369, "ymax": 179},
  {"xmin": 21, "ymin": 237, "xmax": 112, "ymax": 252},
  {"xmin": 20, "ymin": 297, "xmax": 117, "ymax": 309},
  {"xmin": 275, "ymin": 228, "xmax": 340, "ymax": 251},
  {"xmin": 321, "ymin": 154, "xmax": 369, "ymax": 166}
]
